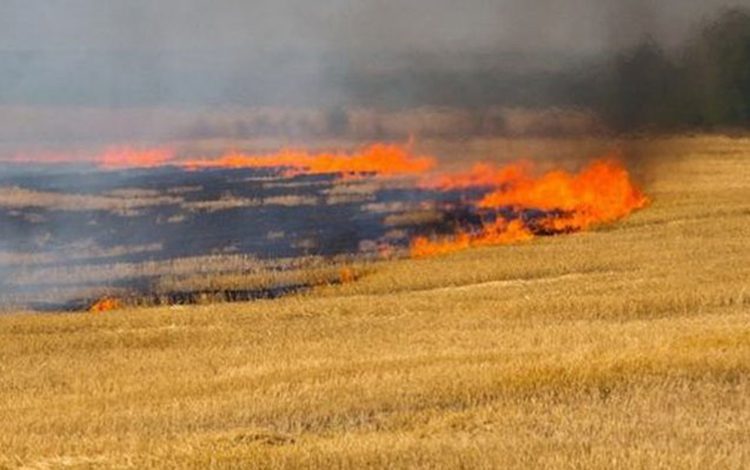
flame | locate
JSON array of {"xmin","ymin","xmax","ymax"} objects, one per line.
[
  {"xmin": 410, "ymin": 158, "xmax": 648, "ymax": 257},
  {"xmin": 2, "ymin": 144, "xmax": 434, "ymax": 178},
  {"xmin": 3, "ymin": 141, "xmax": 649, "ymax": 260},
  {"xmin": 420, "ymin": 161, "xmax": 531, "ymax": 190},
  {"xmin": 89, "ymin": 297, "xmax": 122, "ymax": 313},
  {"xmin": 411, "ymin": 219, "xmax": 534, "ymax": 258},
  {"xmin": 339, "ymin": 266, "xmax": 356, "ymax": 284},
  {"xmin": 97, "ymin": 147, "xmax": 175, "ymax": 169},
  {"xmin": 182, "ymin": 144, "xmax": 435, "ymax": 177},
  {"xmin": 478, "ymin": 159, "xmax": 649, "ymax": 231},
  {"xmin": 0, "ymin": 146, "xmax": 175, "ymax": 169},
  {"xmin": 1, "ymin": 152, "xmax": 78, "ymax": 166}
]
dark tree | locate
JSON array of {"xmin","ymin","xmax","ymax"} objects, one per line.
[
  {"xmin": 683, "ymin": 8, "xmax": 750, "ymax": 127},
  {"xmin": 603, "ymin": 39, "xmax": 683, "ymax": 131}
]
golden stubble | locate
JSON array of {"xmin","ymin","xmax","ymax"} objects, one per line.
[{"xmin": 1, "ymin": 135, "xmax": 749, "ymax": 469}]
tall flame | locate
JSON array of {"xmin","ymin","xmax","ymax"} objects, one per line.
[
  {"xmin": 477, "ymin": 159, "xmax": 649, "ymax": 231},
  {"xmin": 410, "ymin": 158, "xmax": 649, "ymax": 257}
]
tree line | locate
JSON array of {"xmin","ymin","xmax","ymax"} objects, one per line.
[{"xmin": 600, "ymin": 8, "xmax": 750, "ymax": 131}]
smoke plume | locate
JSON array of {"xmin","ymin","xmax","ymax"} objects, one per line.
[{"xmin": 0, "ymin": 1, "xmax": 746, "ymax": 149}]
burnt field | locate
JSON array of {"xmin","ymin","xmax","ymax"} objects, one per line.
[
  {"xmin": 0, "ymin": 162, "xmax": 491, "ymax": 311},
  {"xmin": 0, "ymin": 142, "xmax": 648, "ymax": 312}
]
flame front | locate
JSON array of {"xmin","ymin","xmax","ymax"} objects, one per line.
[
  {"xmin": 477, "ymin": 159, "xmax": 649, "ymax": 230},
  {"xmin": 410, "ymin": 158, "xmax": 649, "ymax": 257},
  {"xmin": 420, "ymin": 161, "xmax": 531, "ymax": 190},
  {"xmin": 2, "ymin": 143, "xmax": 649, "ymax": 259},
  {"xmin": 182, "ymin": 144, "xmax": 436, "ymax": 177},
  {"xmin": 410, "ymin": 219, "xmax": 534, "ymax": 258},
  {"xmin": 98, "ymin": 147, "xmax": 175, "ymax": 169},
  {"xmin": 2, "ymin": 144, "xmax": 435, "ymax": 177}
]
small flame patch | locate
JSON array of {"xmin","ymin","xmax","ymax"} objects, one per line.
[{"xmin": 89, "ymin": 297, "xmax": 122, "ymax": 313}]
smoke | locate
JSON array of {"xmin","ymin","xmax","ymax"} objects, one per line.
[
  {"xmin": 2, "ymin": 1, "xmax": 740, "ymax": 53},
  {"xmin": 2, "ymin": 1, "xmax": 745, "ymax": 311},
  {"xmin": 0, "ymin": 0, "xmax": 747, "ymax": 147}
]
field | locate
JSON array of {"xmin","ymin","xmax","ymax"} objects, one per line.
[{"xmin": 1, "ymin": 136, "xmax": 749, "ymax": 469}]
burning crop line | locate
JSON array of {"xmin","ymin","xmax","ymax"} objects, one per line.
[
  {"xmin": 410, "ymin": 158, "xmax": 649, "ymax": 257},
  {"xmin": 97, "ymin": 147, "xmax": 176, "ymax": 169},
  {"xmin": 179, "ymin": 144, "xmax": 436, "ymax": 177},
  {"xmin": 2, "ymin": 144, "xmax": 435, "ymax": 176},
  {"xmin": 3, "ymin": 144, "xmax": 649, "ymax": 258}
]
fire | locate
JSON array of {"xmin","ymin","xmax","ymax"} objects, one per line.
[
  {"xmin": 478, "ymin": 159, "xmax": 649, "ymax": 231},
  {"xmin": 411, "ymin": 158, "xmax": 648, "ymax": 257},
  {"xmin": 339, "ymin": 266, "xmax": 356, "ymax": 284},
  {"xmin": 89, "ymin": 297, "xmax": 122, "ymax": 313},
  {"xmin": 3, "ymin": 144, "xmax": 434, "ymax": 178},
  {"xmin": 97, "ymin": 147, "xmax": 175, "ymax": 169},
  {"xmin": 181, "ymin": 144, "xmax": 436, "ymax": 177},
  {"xmin": 411, "ymin": 219, "xmax": 534, "ymax": 258},
  {"xmin": 4, "ymin": 140, "xmax": 649, "ymax": 260},
  {"xmin": 420, "ymin": 161, "xmax": 531, "ymax": 190},
  {"xmin": 1, "ymin": 146, "xmax": 175, "ymax": 169}
]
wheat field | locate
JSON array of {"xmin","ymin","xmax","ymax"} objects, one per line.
[{"xmin": 1, "ymin": 136, "xmax": 749, "ymax": 469}]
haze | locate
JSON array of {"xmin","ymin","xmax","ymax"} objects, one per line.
[
  {"xmin": 0, "ymin": 0, "xmax": 748, "ymax": 132},
  {"xmin": 1, "ymin": 0, "xmax": 746, "ymax": 53}
]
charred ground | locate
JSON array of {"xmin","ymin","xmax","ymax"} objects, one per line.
[{"xmin": 0, "ymin": 162, "xmax": 522, "ymax": 311}]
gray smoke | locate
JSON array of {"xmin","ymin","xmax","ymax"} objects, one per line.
[
  {"xmin": 1, "ymin": 1, "xmax": 743, "ymax": 54},
  {"xmin": 0, "ymin": 0, "xmax": 748, "ymax": 145}
]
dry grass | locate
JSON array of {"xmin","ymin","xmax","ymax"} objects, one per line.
[
  {"xmin": 0, "ymin": 255, "xmax": 366, "ymax": 310},
  {"xmin": 7, "ymin": 254, "xmax": 338, "ymax": 288},
  {"xmin": 0, "ymin": 186, "xmax": 182, "ymax": 214},
  {"xmin": 383, "ymin": 209, "xmax": 443, "ymax": 227},
  {"xmin": 0, "ymin": 243, "xmax": 163, "ymax": 268},
  {"xmin": 262, "ymin": 195, "xmax": 319, "ymax": 207},
  {"xmin": 0, "ymin": 186, "xmax": 320, "ymax": 216},
  {"xmin": 1, "ymin": 135, "xmax": 749, "ymax": 469},
  {"xmin": 182, "ymin": 195, "xmax": 260, "ymax": 213},
  {"xmin": 153, "ymin": 260, "xmax": 370, "ymax": 295},
  {"xmin": 323, "ymin": 181, "xmax": 380, "ymax": 205}
]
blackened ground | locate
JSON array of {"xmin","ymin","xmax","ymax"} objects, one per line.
[
  {"xmin": 0, "ymin": 164, "xmax": 564, "ymax": 311},
  {"xmin": 27, "ymin": 283, "xmax": 312, "ymax": 313}
]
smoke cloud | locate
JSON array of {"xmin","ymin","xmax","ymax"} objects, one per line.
[
  {"xmin": 1, "ymin": 1, "xmax": 743, "ymax": 54},
  {"xmin": 0, "ymin": 0, "xmax": 747, "ymax": 146}
]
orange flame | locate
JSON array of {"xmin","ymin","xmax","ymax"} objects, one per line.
[
  {"xmin": 181, "ymin": 144, "xmax": 435, "ymax": 177},
  {"xmin": 411, "ymin": 219, "xmax": 534, "ymax": 258},
  {"xmin": 411, "ymin": 158, "xmax": 648, "ymax": 257},
  {"xmin": 4, "ymin": 141, "xmax": 649, "ymax": 259},
  {"xmin": 478, "ymin": 159, "xmax": 649, "ymax": 231},
  {"xmin": 3, "ymin": 144, "xmax": 434, "ymax": 178},
  {"xmin": 339, "ymin": 266, "xmax": 356, "ymax": 284},
  {"xmin": 420, "ymin": 161, "xmax": 531, "ymax": 190},
  {"xmin": 97, "ymin": 147, "xmax": 175, "ymax": 169},
  {"xmin": 1, "ymin": 146, "xmax": 175, "ymax": 169},
  {"xmin": 89, "ymin": 297, "xmax": 122, "ymax": 313}
]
